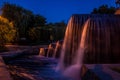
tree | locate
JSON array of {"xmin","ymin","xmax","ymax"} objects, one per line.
[
  {"xmin": 0, "ymin": 16, "xmax": 17, "ymax": 45},
  {"xmin": 28, "ymin": 27, "xmax": 50, "ymax": 42},
  {"xmin": 1, "ymin": 2, "xmax": 46, "ymax": 41},
  {"xmin": 46, "ymin": 21, "xmax": 67, "ymax": 41},
  {"xmin": 28, "ymin": 21, "xmax": 67, "ymax": 43},
  {"xmin": 91, "ymin": 5, "xmax": 116, "ymax": 14},
  {"xmin": 28, "ymin": 27, "xmax": 41, "ymax": 41},
  {"xmin": 1, "ymin": 2, "xmax": 66, "ymax": 44},
  {"xmin": 33, "ymin": 14, "xmax": 46, "ymax": 27},
  {"xmin": 54, "ymin": 21, "xmax": 66, "ymax": 27},
  {"xmin": 1, "ymin": 3, "xmax": 32, "ymax": 38}
]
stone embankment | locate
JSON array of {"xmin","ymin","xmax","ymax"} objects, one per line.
[
  {"xmin": 0, "ymin": 57, "xmax": 13, "ymax": 80},
  {"xmin": 0, "ymin": 45, "xmax": 48, "ymax": 80}
]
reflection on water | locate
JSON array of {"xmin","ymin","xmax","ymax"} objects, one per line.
[
  {"xmin": 6, "ymin": 56, "xmax": 101, "ymax": 80},
  {"xmin": 7, "ymin": 56, "xmax": 71, "ymax": 80}
]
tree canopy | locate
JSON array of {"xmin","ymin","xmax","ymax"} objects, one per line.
[
  {"xmin": 91, "ymin": 5, "xmax": 116, "ymax": 14},
  {"xmin": 1, "ymin": 2, "xmax": 46, "ymax": 39},
  {"xmin": 0, "ymin": 2, "xmax": 66, "ymax": 45},
  {"xmin": 0, "ymin": 16, "xmax": 17, "ymax": 45}
]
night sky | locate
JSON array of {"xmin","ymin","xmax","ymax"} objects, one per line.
[{"xmin": 0, "ymin": 0, "xmax": 116, "ymax": 23}]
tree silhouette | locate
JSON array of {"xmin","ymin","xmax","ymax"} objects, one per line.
[
  {"xmin": 1, "ymin": 2, "xmax": 46, "ymax": 43},
  {"xmin": 91, "ymin": 5, "xmax": 116, "ymax": 14}
]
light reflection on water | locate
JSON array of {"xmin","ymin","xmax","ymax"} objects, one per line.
[{"xmin": 7, "ymin": 56, "xmax": 72, "ymax": 80}]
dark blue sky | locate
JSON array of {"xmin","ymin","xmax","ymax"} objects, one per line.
[{"xmin": 0, "ymin": 0, "xmax": 116, "ymax": 23}]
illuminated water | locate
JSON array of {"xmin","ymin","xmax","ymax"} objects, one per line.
[
  {"xmin": 57, "ymin": 14, "xmax": 120, "ymax": 79},
  {"xmin": 7, "ymin": 14, "xmax": 120, "ymax": 80},
  {"xmin": 7, "ymin": 56, "xmax": 71, "ymax": 80}
]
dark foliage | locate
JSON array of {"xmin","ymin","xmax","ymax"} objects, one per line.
[
  {"xmin": 91, "ymin": 5, "xmax": 116, "ymax": 14},
  {"xmin": 0, "ymin": 2, "xmax": 66, "ymax": 45}
]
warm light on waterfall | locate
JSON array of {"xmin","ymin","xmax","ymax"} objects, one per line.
[{"xmin": 80, "ymin": 19, "xmax": 90, "ymax": 49}]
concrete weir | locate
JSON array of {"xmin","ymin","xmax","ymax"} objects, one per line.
[{"xmin": 0, "ymin": 56, "xmax": 12, "ymax": 80}]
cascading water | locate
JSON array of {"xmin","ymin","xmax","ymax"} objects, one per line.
[
  {"xmin": 53, "ymin": 41, "xmax": 62, "ymax": 58},
  {"xmin": 57, "ymin": 14, "xmax": 120, "ymax": 79},
  {"xmin": 74, "ymin": 19, "xmax": 90, "ymax": 65},
  {"xmin": 46, "ymin": 41, "xmax": 62, "ymax": 58},
  {"xmin": 39, "ymin": 48, "xmax": 45, "ymax": 56},
  {"xmin": 56, "ymin": 15, "xmax": 86, "ymax": 72},
  {"xmin": 56, "ymin": 14, "xmax": 94, "ymax": 72},
  {"xmin": 63, "ymin": 19, "xmax": 90, "ymax": 80},
  {"xmin": 47, "ymin": 44, "xmax": 55, "ymax": 57}
]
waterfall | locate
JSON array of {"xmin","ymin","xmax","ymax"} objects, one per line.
[
  {"xmin": 39, "ymin": 48, "xmax": 45, "ymax": 56},
  {"xmin": 56, "ymin": 15, "xmax": 89, "ymax": 72},
  {"xmin": 62, "ymin": 19, "xmax": 90, "ymax": 80},
  {"xmin": 53, "ymin": 41, "xmax": 62, "ymax": 58},
  {"xmin": 56, "ymin": 14, "xmax": 120, "ymax": 79},
  {"xmin": 47, "ymin": 44, "xmax": 55, "ymax": 57},
  {"xmin": 74, "ymin": 19, "xmax": 90, "ymax": 65}
]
